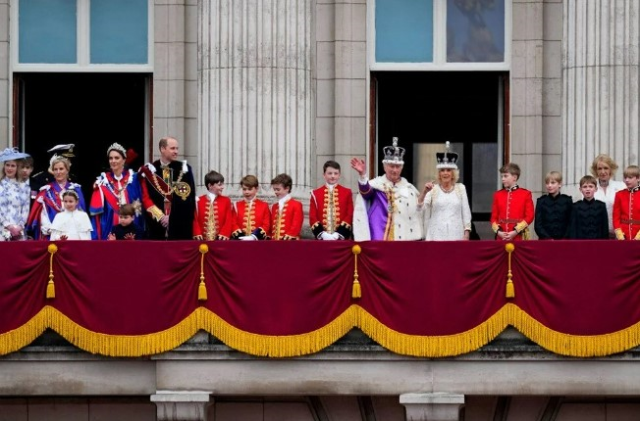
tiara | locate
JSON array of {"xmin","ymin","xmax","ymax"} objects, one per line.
[
  {"xmin": 60, "ymin": 189, "xmax": 79, "ymax": 200},
  {"xmin": 382, "ymin": 137, "xmax": 406, "ymax": 165},
  {"xmin": 436, "ymin": 141, "xmax": 459, "ymax": 169},
  {"xmin": 107, "ymin": 143, "xmax": 127, "ymax": 158}
]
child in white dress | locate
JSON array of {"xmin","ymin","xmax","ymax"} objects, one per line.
[{"xmin": 50, "ymin": 190, "xmax": 93, "ymax": 240}]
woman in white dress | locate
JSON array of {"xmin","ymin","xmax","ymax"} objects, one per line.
[
  {"xmin": 0, "ymin": 148, "xmax": 31, "ymax": 241},
  {"xmin": 418, "ymin": 142, "xmax": 472, "ymax": 241},
  {"xmin": 590, "ymin": 154, "xmax": 626, "ymax": 238}
]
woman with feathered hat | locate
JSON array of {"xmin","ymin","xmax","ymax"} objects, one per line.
[{"xmin": 89, "ymin": 143, "xmax": 144, "ymax": 240}]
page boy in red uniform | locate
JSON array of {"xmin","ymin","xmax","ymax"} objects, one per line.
[
  {"xmin": 309, "ymin": 160, "xmax": 354, "ymax": 240},
  {"xmin": 490, "ymin": 163, "xmax": 534, "ymax": 241},
  {"xmin": 231, "ymin": 175, "xmax": 271, "ymax": 240},
  {"xmin": 193, "ymin": 171, "xmax": 234, "ymax": 240},
  {"xmin": 270, "ymin": 173, "xmax": 303, "ymax": 240},
  {"xmin": 613, "ymin": 165, "xmax": 640, "ymax": 240}
]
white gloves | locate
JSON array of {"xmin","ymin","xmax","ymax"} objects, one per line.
[
  {"xmin": 320, "ymin": 232, "xmax": 335, "ymax": 241},
  {"xmin": 332, "ymin": 232, "xmax": 342, "ymax": 240},
  {"xmin": 239, "ymin": 235, "xmax": 257, "ymax": 241}
]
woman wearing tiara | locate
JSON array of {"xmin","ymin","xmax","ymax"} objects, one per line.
[
  {"xmin": 89, "ymin": 143, "xmax": 144, "ymax": 240},
  {"xmin": 419, "ymin": 142, "xmax": 472, "ymax": 241},
  {"xmin": 27, "ymin": 155, "xmax": 86, "ymax": 239}
]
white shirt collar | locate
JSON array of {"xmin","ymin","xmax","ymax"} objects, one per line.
[
  {"xmin": 326, "ymin": 183, "xmax": 336, "ymax": 191},
  {"xmin": 208, "ymin": 192, "xmax": 217, "ymax": 202},
  {"xmin": 278, "ymin": 194, "xmax": 291, "ymax": 210}
]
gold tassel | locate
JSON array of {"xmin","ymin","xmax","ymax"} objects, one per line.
[
  {"xmin": 198, "ymin": 244, "xmax": 209, "ymax": 301},
  {"xmin": 352, "ymin": 244, "xmax": 362, "ymax": 299},
  {"xmin": 505, "ymin": 243, "xmax": 515, "ymax": 298},
  {"xmin": 47, "ymin": 244, "xmax": 58, "ymax": 299}
]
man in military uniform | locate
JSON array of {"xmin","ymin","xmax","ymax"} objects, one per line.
[{"xmin": 139, "ymin": 137, "xmax": 196, "ymax": 240}]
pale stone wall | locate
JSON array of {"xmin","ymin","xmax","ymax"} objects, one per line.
[
  {"xmin": 153, "ymin": 0, "xmax": 200, "ymax": 184},
  {"xmin": 511, "ymin": 0, "xmax": 544, "ymax": 196},
  {"xmin": 0, "ymin": 0, "xmax": 9, "ymax": 147},
  {"xmin": 315, "ymin": 0, "xmax": 367, "ymax": 190}
]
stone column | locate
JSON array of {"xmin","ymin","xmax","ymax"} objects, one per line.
[
  {"xmin": 198, "ymin": 0, "xmax": 314, "ymax": 199},
  {"xmin": 399, "ymin": 393, "xmax": 464, "ymax": 421},
  {"xmin": 151, "ymin": 391, "xmax": 213, "ymax": 421},
  {"xmin": 563, "ymin": 0, "xmax": 640, "ymax": 192}
]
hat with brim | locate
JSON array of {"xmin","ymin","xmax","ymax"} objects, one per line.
[
  {"xmin": 0, "ymin": 148, "xmax": 30, "ymax": 163},
  {"xmin": 47, "ymin": 144, "xmax": 75, "ymax": 158}
]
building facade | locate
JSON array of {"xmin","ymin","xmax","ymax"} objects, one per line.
[{"xmin": 1, "ymin": 0, "xmax": 640, "ymax": 420}]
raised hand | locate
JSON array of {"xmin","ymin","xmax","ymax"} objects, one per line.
[{"xmin": 350, "ymin": 158, "xmax": 366, "ymax": 177}]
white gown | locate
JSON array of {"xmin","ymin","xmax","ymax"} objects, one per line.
[
  {"xmin": 423, "ymin": 184, "xmax": 472, "ymax": 241},
  {"xmin": 50, "ymin": 210, "xmax": 93, "ymax": 240}
]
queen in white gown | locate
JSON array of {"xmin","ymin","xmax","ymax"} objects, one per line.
[{"xmin": 419, "ymin": 143, "xmax": 472, "ymax": 241}]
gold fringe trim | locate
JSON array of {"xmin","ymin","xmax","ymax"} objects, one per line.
[
  {"xmin": 354, "ymin": 305, "xmax": 510, "ymax": 357},
  {"xmin": 4, "ymin": 304, "xmax": 640, "ymax": 358},
  {"xmin": 0, "ymin": 309, "xmax": 50, "ymax": 355},
  {"xmin": 507, "ymin": 304, "xmax": 640, "ymax": 357},
  {"xmin": 200, "ymin": 307, "xmax": 356, "ymax": 357}
]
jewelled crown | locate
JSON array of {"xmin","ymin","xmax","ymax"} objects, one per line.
[
  {"xmin": 436, "ymin": 141, "xmax": 458, "ymax": 169},
  {"xmin": 107, "ymin": 142, "xmax": 127, "ymax": 158},
  {"xmin": 382, "ymin": 137, "xmax": 406, "ymax": 165}
]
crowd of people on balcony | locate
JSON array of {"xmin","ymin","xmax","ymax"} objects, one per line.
[{"xmin": 0, "ymin": 136, "xmax": 639, "ymax": 242}]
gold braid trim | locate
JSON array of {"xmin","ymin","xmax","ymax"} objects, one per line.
[{"xmin": 515, "ymin": 220, "xmax": 528, "ymax": 233}]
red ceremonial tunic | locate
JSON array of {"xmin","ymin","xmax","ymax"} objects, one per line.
[
  {"xmin": 309, "ymin": 184, "xmax": 354, "ymax": 239},
  {"xmin": 231, "ymin": 198, "xmax": 271, "ymax": 240},
  {"xmin": 490, "ymin": 185, "xmax": 535, "ymax": 240},
  {"xmin": 613, "ymin": 186, "xmax": 640, "ymax": 240},
  {"xmin": 193, "ymin": 194, "xmax": 234, "ymax": 240},
  {"xmin": 270, "ymin": 198, "xmax": 303, "ymax": 240}
]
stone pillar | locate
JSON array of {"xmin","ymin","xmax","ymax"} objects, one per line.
[
  {"xmin": 151, "ymin": 391, "xmax": 212, "ymax": 421},
  {"xmin": 197, "ymin": 0, "xmax": 314, "ymax": 199},
  {"xmin": 399, "ymin": 393, "xmax": 464, "ymax": 421},
  {"xmin": 563, "ymin": 0, "xmax": 640, "ymax": 192}
]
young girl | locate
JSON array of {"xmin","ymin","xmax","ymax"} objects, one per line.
[{"xmin": 50, "ymin": 190, "xmax": 93, "ymax": 240}]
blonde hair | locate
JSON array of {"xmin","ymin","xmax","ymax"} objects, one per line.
[
  {"xmin": 590, "ymin": 154, "xmax": 618, "ymax": 177},
  {"xmin": 544, "ymin": 171, "xmax": 562, "ymax": 183},
  {"xmin": 437, "ymin": 168, "xmax": 459, "ymax": 184},
  {"xmin": 49, "ymin": 156, "xmax": 71, "ymax": 173},
  {"xmin": 623, "ymin": 165, "xmax": 640, "ymax": 179}
]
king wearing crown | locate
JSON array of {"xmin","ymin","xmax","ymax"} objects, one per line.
[{"xmin": 350, "ymin": 137, "xmax": 423, "ymax": 241}]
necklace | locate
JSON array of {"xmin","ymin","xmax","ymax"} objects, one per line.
[
  {"xmin": 440, "ymin": 184, "xmax": 455, "ymax": 193},
  {"xmin": 152, "ymin": 168, "xmax": 184, "ymax": 197},
  {"xmin": 104, "ymin": 171, "xmax": 132, "ymax": 204}
]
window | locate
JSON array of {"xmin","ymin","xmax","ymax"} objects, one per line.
[
  {"xmin": 14, "ymin": 0, "xmax": 152, "ymax": 71},
  {"xmin": 370, "ymin": 0, "xmax": 510, "ymax": 70}
]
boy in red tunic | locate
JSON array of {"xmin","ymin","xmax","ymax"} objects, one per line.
[
  {"xmin": 270, "ymin": 173, "xmax": 303, "ymax": 240},
  {"xmin": 231, "ymin": 175, "xmax": 271, "ymax": 240},
  {"xmin": 309, "ymin": 160, "xmax": 354, "ymax": 240},
  {"xmin": 613, "ymin": 165, "xmax": 640, "ymax": 240},
  {"xmin": 490, "ymin": 163, "xmax": 534, "ymax": 241},
  {"xmin": 193, "ymin": 171, "xmax": 234, "ymax": 240}
]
